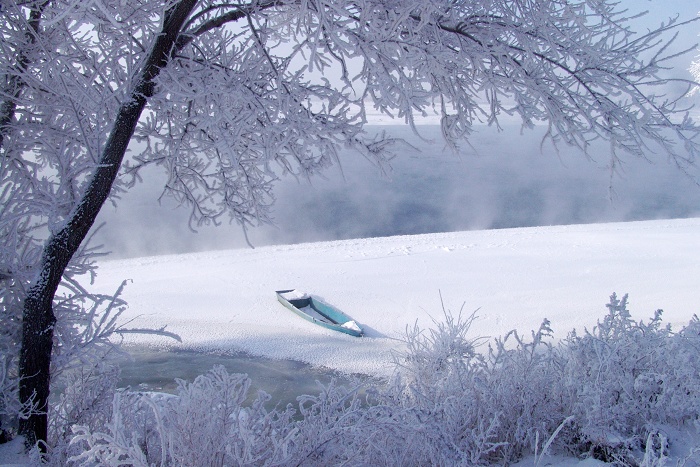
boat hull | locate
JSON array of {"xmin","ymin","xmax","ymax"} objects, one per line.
[{"xmin": 276, "ymin": 290, "xmax": 363, "ymax": 337}]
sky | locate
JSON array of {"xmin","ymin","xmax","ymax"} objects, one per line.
[
  {"xmin": 91, "ymin": 1, "xmax": 700, "ymax": 258},
  {"xmin": 625, "ymin": 1, "xmax": 697, "ymax": 48},
  {"xmin": 631, "ymin": 1, "xmax": 698, "ymax": 36},
  {"xmin": 635, "ymin": 1, "xmax": 698, "ymax": 28},
  {"xmin": 634, "ymin": 1, "xmax": 699, "ymax": 82}
]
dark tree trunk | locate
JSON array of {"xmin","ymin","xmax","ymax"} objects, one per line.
[{"xmin": 18, "ymin": 0, "xmax": 198, "ymax": 448}]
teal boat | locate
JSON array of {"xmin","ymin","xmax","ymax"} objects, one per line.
[{"xmin": 276, "ymin": 289, "xmax": 363, "ymax": 337}]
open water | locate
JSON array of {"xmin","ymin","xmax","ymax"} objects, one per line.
[{"xmin": 117, "ymin": 347, "xmax": 359, "ymax": 408}]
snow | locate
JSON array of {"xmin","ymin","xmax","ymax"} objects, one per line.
[
  {"xmin": 278, "ymin": 289, "xmax": 308, "ymax": 300},
  {"xmin": 341, "ymin": 320, "xmax": 362, "ymax": 332},
  {"xmin": 93, "ymin": 217, "xmax": 700, "ymax": 379},
  {"xmin": 0, "ymin": 437, "xmax": 31, "ymax": 466}
]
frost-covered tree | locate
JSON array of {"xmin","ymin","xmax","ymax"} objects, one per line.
[
  {"xmin": 2, "ymin": 0, "xmax": 700, "ymax": 449},
  {"xmin": 1, "ymin": 0, "xmax": 136, "ymax": 449}
]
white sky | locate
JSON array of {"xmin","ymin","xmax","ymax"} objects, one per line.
[
  {"xmin": 631, "ymin": 0, "xmax": 698, "ymax": 27},
  {"xmin": 624, "ymin": 0, "xmax": 698, "ymax": 60}
]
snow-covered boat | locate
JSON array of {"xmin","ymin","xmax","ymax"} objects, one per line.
[{"xmin": 276, "ymin": 289, "xmax": 363, "ymax": 337}]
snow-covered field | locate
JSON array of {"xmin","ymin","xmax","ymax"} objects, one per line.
[{"xmin": 94, "ymin": 217, "xmax": 700, "ymax": 378}]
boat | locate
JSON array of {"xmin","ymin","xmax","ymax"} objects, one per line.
[{"xmin": 276, "ymin": 289, "xmax": 363, "ymax": 337}]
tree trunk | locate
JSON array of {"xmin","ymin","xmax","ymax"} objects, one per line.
[{"xmin": 18, "ymin": 0, "xmax": 198, "ymax": 448}]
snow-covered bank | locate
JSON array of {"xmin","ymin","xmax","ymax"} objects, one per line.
[{"xmin": 94, "ymin": 218, "xmax": 700, "ymax": 378}]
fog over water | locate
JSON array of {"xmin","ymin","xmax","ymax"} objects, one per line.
[
  {"xmin": 92, "ymin": 0, "xmax": 700, "ymax": 258},
  {"xmin": 93, "ymin": 125, "xmax": 700, "ymax": 259}
]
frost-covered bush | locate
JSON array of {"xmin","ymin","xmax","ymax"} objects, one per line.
[
  {"xmin": 660, "ymin": 317, "xmax": 700, "ymax": 423},
  {"xmin": 290, "ymin": 380, "xmax": 397, "ymax": 465},
  {"xmin": 293, "ymin": 311, "xmax": 571, "ymax": 465},
  {"xmin": 61, "ymin": 295, "xmax": 700, "ymax": 466},
  {"xmin": 483, "ymin": 319, "xmax": 571, "ymax": 462},
  {"xmin": 382, "ymin": 312, "xmax": 510, "ymax": 464},
  {"xmin": 167, "ymin": 367, "xmax": 297, "ymax": 465},
  {"xmin": 67, "ymin": 392, "xmax": 163, "ymax": 466},
  {"xmin": 48, "ymin": 363, "xmax": 121, "ymax": 464},
  {"xmin": 367, "ymin": 311, "xmax": 571, "ymax": 465},
  {"xmin": 564, "ymin": 294, "xmax": 700, "ymax": 462},
  {"xmin": 69, "ymin": 366, "xmax": 298, "ymax": 466}
]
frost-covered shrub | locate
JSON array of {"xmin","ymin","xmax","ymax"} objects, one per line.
[
  {"xmin": 656, "ymin": 316, "xmax": 700, "ymax": 424},
  {"xmin": 482, "ymin": 319, "xmax": 571, "ymax": 461},
  {"xmin": 61, "ymin": 295, "xmax": 700, "ymax": 466},
  {"xmin": 47, "ymin": 363, "xmax": 121, "ymax": 464},
  {"xmin": 289, "ymin": 322, "xmax": 503, "ymax": 466},
  {"xmin": 165, "ymin": 367, "xmax": 297, "ymax": 465},
  {"xmin": 69, "ymin": 366, "xmax": 297, "ymax": 466},
  {"xmin": 68, "ymin": 392, "xmax": 161, "ymax": 467},
  {"xmin": 291, "ymin": 380, "xmax": 404, "ymax": 465},
  {"xmin": 375, "ymin": 296, "xmax": 700, "ymax": 465},
  {"xmin": 564, "ymin": 294, "xmax": 700, "ymax": 461},
  {"xmin": 376, "ymin": 312, "xmax": 571, "ymax": 465},
  {"xmin": 384, "ymin": 312, "xmax": 507, "ymax": 464}
]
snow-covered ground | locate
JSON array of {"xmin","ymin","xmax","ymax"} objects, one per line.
[{"xmin": 94, "ymin": 217, "xmax": 700, "ymax": 378}]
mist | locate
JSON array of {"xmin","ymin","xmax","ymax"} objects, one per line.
[
  {"xmin": 91, "ymin": 124, "xmax": 700, "ymax": 259},
  {"xmin": 91, "ymin": 0, "xmax": 700, "ymax": 259}
]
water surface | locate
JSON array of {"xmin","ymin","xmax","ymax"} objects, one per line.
[{"xmin": 117, "ymin": 347, "xmax": 361, "ymax": 409}]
